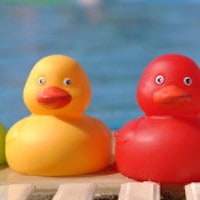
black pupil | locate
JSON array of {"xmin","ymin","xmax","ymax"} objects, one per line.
[
  {"xmin": 185, "ymin": 78, "xmax": 191, "ymax": 84},
  {"xmin": 66, "ymin": 80, "xmax": 71, "ymax": 84}
]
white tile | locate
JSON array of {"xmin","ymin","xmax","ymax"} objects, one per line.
[
  {"xmin": 118, "ymin": 182, "xmax": 160, "ymax": 200},
  {"xmin": 0, "ymin": 184, "xmax": 34, "ymax": 200},
  {"xmin": 52, "ymin": 183, "xmax": 96, "ymax": 200}
]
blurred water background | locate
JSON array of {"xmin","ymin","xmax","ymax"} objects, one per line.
[{"xmin": 1, "ymin": 0, "xmax": 200, "ymax": 130}]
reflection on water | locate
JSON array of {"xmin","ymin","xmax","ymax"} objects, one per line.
[{"xmin": 1, "ymin": 1, "xmax": 200, "ymax": 130}]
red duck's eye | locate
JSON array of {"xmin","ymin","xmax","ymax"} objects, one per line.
[
  {"xmin": 155, "ymin": 75, "xmax": 164, "ymax": 85},
  {"xmin": 183, "ymin": 77, "xmax": 192, "ymax": 86}
]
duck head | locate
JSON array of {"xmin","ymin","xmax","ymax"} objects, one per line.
[
  {"xmin": 137, "ymin": 54, "xmax": 200, "ymax": 116},
  {"xmin": 23, "ymin": 55, "xmax": 92, "ymax": 117}
]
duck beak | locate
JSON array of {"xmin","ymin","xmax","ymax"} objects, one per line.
[
  {"xmin": 153, "ymin": 85, "xmax": 191, "ymax": 105},
  {"xmin": 37, "ymin": 87, "xmax": 71, "ymax": 109}
]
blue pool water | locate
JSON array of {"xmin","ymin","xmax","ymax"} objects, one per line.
[{"xmin": 1, "ymin": 0, "xmax": 200, "ymax": 130}]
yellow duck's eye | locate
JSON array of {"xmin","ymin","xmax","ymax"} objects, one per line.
[
  {"xmin": 155, "ymin": 75, "xmax": 164, "ymax": 85},
  {"xmin": 37, "ymin": 77, "xmax": 46, "ymax": 85},
  {"xmin": 63, "ymin": 78, "xmax": 72, "ymax": 86},
  {"xmin": 183, "ymin": 77, "xmax": 192, "ymax": 86}
]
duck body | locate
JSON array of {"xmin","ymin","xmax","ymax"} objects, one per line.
[
  {"xmin": 6, "ymin": 55, "xmax": 112, "ymax": 176},
  {"xmin": 6, "ymin": 114, "xmax": 111, "ymax": 176},
  {"xmin": 116, "ymin": 115, "xmax": 200, "ymax": 183},
  {"xmin": 115, "ymin": 54, "xmax": 200, "ymax": 184},
  {"xmin": 0, "ymin": 124, "xmax": 6, "ymax": 164}
]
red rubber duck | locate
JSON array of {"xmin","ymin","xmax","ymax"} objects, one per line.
[{"xmin": 115, "ymin": 54, "xmax": 200, "ymax": 184}]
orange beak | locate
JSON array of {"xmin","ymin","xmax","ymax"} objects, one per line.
[
  {"xmin": 153, "ymin": 85, "xmax": 191, "ymax": 105},
  {"xmin": 37, "ymin": 87, "xmax": 71, "ymax": 109}
]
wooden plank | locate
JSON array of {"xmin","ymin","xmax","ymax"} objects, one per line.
[
  {"xmin": 118, "ymin": 182, "xmax": 160, "ymax": 200},
  {"xmin": 185, "ymin": 183, "xmax": 200, "ymax": 200},
  {"xmin": 0, "ymin": 167, "xmax": 130, "ymax": 190},
  {"xmin": 0, "ymin": 184, "xmax": 35, "ymax": 200},
  {"xmin": 52, "ymin": 182, "xmax": 96, "ymax": 200}
]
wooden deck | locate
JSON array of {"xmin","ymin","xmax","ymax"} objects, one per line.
[{"xmin": 0, "ymin": 166, "xmax": 198, "ymax": 200}]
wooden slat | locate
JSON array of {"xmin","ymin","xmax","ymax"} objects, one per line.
[
  {"xmin": 185, "ymin": 183, "xmax": 200, "ymax": 200},
  {"xmin": 0, "ymin": 167, "xmax": 129, "ymax": 190},
  {"xmin": 0, "ymin": 184, "xmax": 34, "ymax": 200},
  {"xmin": 118, "ymin": 182, "xmax": 160, "ymax": 200},
  {"xmin": 52, "ymin": 182, "xmax": 96, "ymax": 200}
]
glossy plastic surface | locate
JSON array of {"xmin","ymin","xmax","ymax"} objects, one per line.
[
  {"xmin": 0, "ymin": 124, "xmax": 6, "ymax": 164},
  {"xmin": 6, "ymin": 55, "xmax": 112, "ymax": 176},
  {"xmin": 115, "ymin": 54, "xmax": 200, "ymax": 184}
]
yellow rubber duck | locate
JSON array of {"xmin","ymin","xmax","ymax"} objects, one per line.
[{"xmin": 6, "ymin": 55, "xmax": 112, "ymax": 176}]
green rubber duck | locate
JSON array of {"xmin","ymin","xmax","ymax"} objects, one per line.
[{"xmin": 0, "ymin": 124, "xmax": 6, "ymax": 164}]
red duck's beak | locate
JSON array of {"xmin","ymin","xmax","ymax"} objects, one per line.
[
  {"xmin": 37, "ymin": 87, "xmax": 72, "ymax": 109},
  {"xmin": 153, "ymin": 85, "xmax": 191, "ymax": 105}
]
